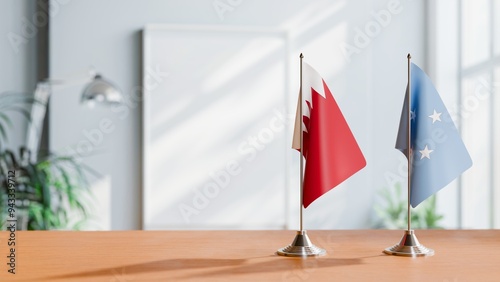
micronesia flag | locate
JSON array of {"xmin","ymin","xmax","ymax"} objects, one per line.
[{"xmin": 396, "ymin": 63, "xmax": 472, "ymax": 207}]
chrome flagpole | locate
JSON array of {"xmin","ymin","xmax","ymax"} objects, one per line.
[
  {"xmin": 300, "ymin": 52, "xmax": 304, "ymax": 233},
  {"xmin": 383, "ymin": 54, "xmax": 434, "ymax": 257},
  {"xmin": 277, "ymin": 53, "xmax": 325, "ymax": 257}
]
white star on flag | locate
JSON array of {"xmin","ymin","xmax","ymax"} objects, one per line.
[
  {"xmin": 419, "ymin": 145, "xmax": 433, "ymax": 159},
  {"xmin": 410, "ymin": 110, "xmax": 416, "ymax": 121},
  {"xmin": 428, "ymin": 109, "xmax": 442, "ymax": 123}
]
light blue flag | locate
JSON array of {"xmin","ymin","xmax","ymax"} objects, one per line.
[{"xmin": 396, "ymin": 63, "xmax": 472, "ymax": 207}]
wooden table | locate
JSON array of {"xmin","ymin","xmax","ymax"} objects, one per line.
[{"xmin": 0, "ymin": 230, "xmax": 499, "ymax": 281}]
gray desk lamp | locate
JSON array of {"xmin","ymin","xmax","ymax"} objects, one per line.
[{"xmin": 26, "ymin": 69, "xmax": 122, "ymax": 161}]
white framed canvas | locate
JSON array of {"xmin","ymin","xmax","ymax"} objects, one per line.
[{"xmin": 142, "ymin": 24, "xmax": 290, "ymax": 229}]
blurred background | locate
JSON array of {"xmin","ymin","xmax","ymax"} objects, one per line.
[{"xmin": 0, "ymin": 0, "xmax": 498, "ymax": 231}]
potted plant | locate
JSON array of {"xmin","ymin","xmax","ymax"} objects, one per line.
[
  {"xmin": 373, "ymin": 182, "xmax": 444, "ymax": 229},
  {"xmin": 0, "ymin": 92, "xmax": 93, "ymax": 230}
]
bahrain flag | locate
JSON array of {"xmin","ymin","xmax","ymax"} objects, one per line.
[{"xmin": 292, "ymin": 62, "xmax": 366, "ymax": 208}]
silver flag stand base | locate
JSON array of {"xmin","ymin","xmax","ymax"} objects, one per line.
[
  {"xmin": 277, "ymin": 230, "xmax": 326, "ymax": 257},
  {"xmin": 384, "ymin": 230, "xmax": 434, "ymax": 257}
]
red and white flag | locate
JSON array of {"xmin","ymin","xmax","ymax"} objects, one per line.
[{"xmin": 292, "ymin": 62, "xmax": 366, "ymax": 208}]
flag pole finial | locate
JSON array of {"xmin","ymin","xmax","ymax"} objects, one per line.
[
  {"xmin": 300, "ymin": 53, "xmax": 304, "ymax": 58},
  {"xmin": 407, "ymin": 53, "xmax": 411, "ymax": 59}
]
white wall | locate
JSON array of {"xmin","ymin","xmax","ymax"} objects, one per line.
[
  {"xmin": 0, "ymin": 0, "xmax": 37, "ymax": 150},
  {"xmin": 49, "ymin": 0, "xmax": 426, "ymax": 230}
]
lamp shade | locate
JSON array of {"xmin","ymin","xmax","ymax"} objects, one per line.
[{"xmin": 81, "ymin": 74, "xmax": 122, "ymax": 106}]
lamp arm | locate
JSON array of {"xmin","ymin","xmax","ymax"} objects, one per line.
[
  {"xmin": 25, "ymin": 82, "xmax": 51, "ymax": 162},
  {"xmin": 43, "ymin": 67, "xmax": 97, "ymax": 90}
]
